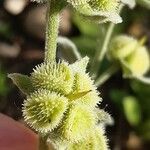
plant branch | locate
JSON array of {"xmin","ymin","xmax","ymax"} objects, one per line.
[
  {"xmin": 39, "ymin": 135, "xmax": 49, "ymax": 150},
  {"xmin": 45, "ymin": 1, "xmax": 60, "ymax": 62},
  {"xmin": 95, "ymin": 65, "xmax": 119, "ymax": 87}
]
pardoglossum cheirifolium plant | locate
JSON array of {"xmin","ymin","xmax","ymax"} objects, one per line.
[{"xmin": 8, "ymin": 0, "xmax": 150, "ymax": 150}]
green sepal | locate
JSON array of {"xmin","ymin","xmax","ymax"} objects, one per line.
[
  {"xmin": 8, "ymin": 73, "xmax": 34, "ymax": 95},
  {"xmin": 70, "ymin": 56, "xmax": 89, "ymax": 73}
]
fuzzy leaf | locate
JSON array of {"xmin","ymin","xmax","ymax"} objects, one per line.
[
  {"xmin": 57, "ymin": 37, "xmax": 81, "ymax": 63},
  {"xmin": 8, "ymin": 73, "xmax": 34, "ymax": 95}
]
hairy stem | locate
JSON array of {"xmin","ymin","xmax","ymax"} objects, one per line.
[
  {"xmin": 90, "ymin": 4, "xmax": 124, "ymax": 79},
  {"xmin": 39, "ymin": 136, "xmax": 49, "ymax": 150},
  {"xmin": 95, "ymin": 65, "xmax": 118, "ymax": 87},
  {"xmin": 90, "ymin": 23, "xmax": 115, "ymax": 79},
  {"xmin": 45, "ymin": 1, "xmax": 60, "ymax": 62}
]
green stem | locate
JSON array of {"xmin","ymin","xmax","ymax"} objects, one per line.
[
  {"xmin": 97, "ymin": 23, "xmax": 115, "ymax": 64},
  {"xmin": 90, "ymin": 23, "xmax": 115, "ymax": 79},
  {"xmin": 39, "ymin": 136, "xmax": 49, "ymax": 150},
  {"xmin": 45, "ymin": 1, "xmax": 60, "ymax": 62},
  {"xmin": 95, "ymin": 65, "xmax": 118, "ymax": 87}
]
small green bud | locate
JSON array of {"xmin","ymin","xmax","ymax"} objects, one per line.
[
  {"xmin": 124, "ymin": 46, "xmax": 150, "ymax": 76},
  {"xmin": 109, "ymin": 35, "xmax": 138, "ymax": 59},
  {"xmin": 31, "ymin": 61, "xmax": 74, "ymax": 95},
  {"xmin": 23, "ymin": 89, "xmax": 68, "ymax": 133},
  {"xmin": 60, "ymin": 102, "xmax": 96, "ymax": 142}
]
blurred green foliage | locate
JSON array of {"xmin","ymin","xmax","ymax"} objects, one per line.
[
  {"xmin": 0, "ymin": 21, "xmax": 13, "ymax": 39},
  {"xmin": 0, "ymin": 68, "xmax": 9, "ymax": 96}
]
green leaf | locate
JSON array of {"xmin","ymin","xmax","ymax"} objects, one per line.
[
  {"xmin": 123, "ymin": 96, "xmax": 141, "ymax": 126},
  {"xmin": 8, "ymin": 73, "xmax": 34, "ymax": 95}
]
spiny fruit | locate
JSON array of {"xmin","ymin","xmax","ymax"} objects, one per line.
[
  {"xmin": 31, "ymin": 61, "xmax": 74, "ymax": 95},
  {"xmin": 23, "ymin": 89, "xmax": 68, "ymax": 133},
  {"xmin": 59, "ymin": 102, "xmax": 96, "ymax": 142},
  {"xmin": 68, "ymin": 126, "xmax": 108, "ymax": 150},
  {"xmin": 20, "ymin": 57, "xmax": 108, "ymax": 149}
]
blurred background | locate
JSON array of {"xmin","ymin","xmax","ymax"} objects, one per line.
[{"xmin": 0, "ymin": 0, "xmax": 150, "ymax": 149}]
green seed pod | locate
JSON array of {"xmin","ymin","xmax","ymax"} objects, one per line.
[
  {"xmin": 23, "ymin": 89, "xmax": 68, "ymax": 133},
  {"xmin": 31, "ymin": 61, "xmax": 74, "ymax": 95},
  {"xmin": 68, "ymin": 127, "xmax": 108, "ymax": 150},
  {"xmin": 124, "ymin": 46, "xmax": 150, "ymax": 76},
  {"xmin": 60, "ymin": 102, "xmax": 96, "ymax": 142},
  {"xmin": 109, "ymin": 35, "xmax": 138, "ymax": 59}
]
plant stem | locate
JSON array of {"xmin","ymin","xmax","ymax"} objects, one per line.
[
  {"xmin": 39, "ymin": 136, "xmax": 49, "ymax": 150},
  {"xmin": 95, "ymin": 65, "xmax": 118, "ymax": 87},
  {"xmin": 90, "ymin": 4, "xmax": 124, "ymax": 79},
  {"xmin": 90, "ymin": 23, "xmax": 115, "ymax": 79},
  {"xmin": 45, "ymin": 1, "xmax": 60, "ymax": 62},
  {"xmin": 98, "ymin": 23, "xmax": 115, "ymax": 64}
]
